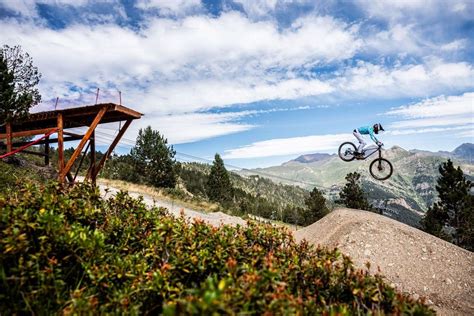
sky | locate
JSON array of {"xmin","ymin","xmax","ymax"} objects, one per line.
[{"xmin": 0, "ymin": 0, "xmax": 473, "ymax": 168}]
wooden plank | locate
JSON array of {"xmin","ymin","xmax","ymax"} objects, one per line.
[
  {"xmin": 6, "ymin": 122, "xmax": 12, "ymax": 152},
  {"xmin": 58, "ymin": 113, "xmax": 64, "ymax": 181},
  {"xmin": 0, "ymin": 127, "xmax": 56, "ymax": 139},
  {"xmin": 115, "ymin": 104, "xmax": 142, "ymax": 118},
  {"xmin": 92, "ymin": 119, "xmax": 132, "ymax": 180},
  {"xmin": 61, "ymin": 106, "xmax": 108, "ymax": 179}
]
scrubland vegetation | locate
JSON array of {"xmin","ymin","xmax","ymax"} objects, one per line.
[{"xmin": 0, "ymin": 181, "xmax": 434, "ymax": 314}]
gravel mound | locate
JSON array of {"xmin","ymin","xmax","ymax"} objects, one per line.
[{"xmin": 295, "ymin": 208, "xmax": 474, "ymax": 315}]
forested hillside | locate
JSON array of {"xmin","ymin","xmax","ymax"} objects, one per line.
[{"xmin": 240, "ymin": 145, "xmax": 474, "ymax": 227}]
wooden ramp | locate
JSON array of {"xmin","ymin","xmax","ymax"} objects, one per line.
[{"xmin": 0, "ymin": 103, "xmax": 142, "ymax": 184}]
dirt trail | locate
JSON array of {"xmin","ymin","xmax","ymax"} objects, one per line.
[
  {"xmin": 295, "ymin": 208, "xmax": 474, "ymax": 315},
  {"xmin": 97, "ymin": 182, "xmax": 246, "ymax": 227}
]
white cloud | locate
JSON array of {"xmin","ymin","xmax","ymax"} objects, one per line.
[
  {"xmin": 390, "ymin": 116, "xmax": 472, "ymax": 129},
  {"xmin": 355, "ymin": 0, "xmax": 473, "ymax": 22},
  {"xmin": 233, "ymin": 0, "xmax": 278, "ymax": 16},
  {"xmin": 365, "ymin": 24, "xmax": 425, "ymax": 55},
  {"xmin": 356, "ymin": 0, "xmax": 473, "ymax": 57},
  {"xmin": 0, "ymin": 13, "xmax": 355, "ymax": 113},
  {"xmin": 456, "ymin": 129, "xmax": 474, "ymax": 138},
  {"xmin": 336, "ymin": 62, "xmax": 474, "ymax": 99},
  {"xmin": 389, "ymin": 125, "xmax": 473, "ymax": 136},
  {"xmin": 440, "ymin": 39, "xmax": 467, "ymax": 51},
  {"xmin": 387, "ymin": 92, "xmax": 474, "ymax": 118},
  {"xmin": 94, "ymin": 106, "xmax": 313, "ymax": 145},
  {"xmin": 387, "ymin": 93, "xmax": 474, "ymax": 136},
  {"xmin": 0, "ymin": 0, "xmax": 99, "ymax": 17},
  {"xmin": 135, "ymin": 0, "xmax": 202, "ymax": 16},
  {"xmin": 223, "ymin": 133, "xmax": 351, "ymax": 159},
  {"xmin": 133, "ymin": 112, "xmax": 255, "ymax": 144}
]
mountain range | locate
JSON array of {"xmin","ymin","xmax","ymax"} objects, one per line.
[{"xmin": 238, "ymin": 143, "xmax": 474, "ymax": 227}]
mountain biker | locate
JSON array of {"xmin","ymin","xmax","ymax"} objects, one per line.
[{"xmin": 353, "ymin": 123, "xmax": 384, "ymax": 158}]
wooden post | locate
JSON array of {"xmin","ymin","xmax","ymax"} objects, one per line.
[
  {"xmin": 61, "ymin": 106, "xmax": 107, "ymax": 179},
  {"xmin": 57, "ymin": 113, "xmax": 64, "ymax": 181},
  {"xmin": 6, "ymin": 122, "xmax": 12, "ymax": 153},
  {"xmin": 92, "ymin": 119, "xmax": 132, "ymax": 180},
  {"xmin": 45, "ymin": 135, "xmax": 50, "ymax": 166},
  {"xmin": 89, "ymin": 131, "xmax": 96, "ymax": 183}
]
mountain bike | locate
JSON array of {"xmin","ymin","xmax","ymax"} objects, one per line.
[{"xmin": 338, "ymin": 142, "xmax": 393, "ymax": 180}]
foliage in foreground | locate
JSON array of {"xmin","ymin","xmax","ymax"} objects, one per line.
[{"xmin": 0, "ymin": 183, "xmax": 434, "ymax": 314}]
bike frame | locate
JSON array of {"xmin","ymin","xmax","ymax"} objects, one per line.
[{"xmin": 362, "ymin": 145, "xmax": 383, "ymax": 160}]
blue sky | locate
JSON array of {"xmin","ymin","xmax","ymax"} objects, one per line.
[{"xmin": 1, "ymin": 0, "xmax": 473, "ymax": 168}]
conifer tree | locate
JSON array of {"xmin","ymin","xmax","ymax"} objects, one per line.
[
  {"xmin": 301, "ymin": 187, "xmax": 329, "ymax": 225},
  {"xmin": 130, "ymin": 126, "xmax": 177, "ymax": 188},
  {"xmin": 0, "ymin": 45, "xmax": 41, "ymax": 123},
  {"xmin": 207, "ymin": 153, "xmax": 233, "ymax": 203},
  {"xmin": 422, "ymin": 159, "xmax": 473, "ymax": 250},
  {"xmin": 339, "ymin": 172, "xmax": 372, "ymax": 211}
]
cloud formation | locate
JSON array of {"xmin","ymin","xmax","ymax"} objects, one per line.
[
  {"xmin": 223, "ymin": 133, "xmax": 351, "ymax": 159},
  {"xmin": 0, "ymin": 0, "xmax": 472, "ymax": 149},
  {"xmin": 387, "ymin": 92, "xmax": 474, "ymax": 134}
]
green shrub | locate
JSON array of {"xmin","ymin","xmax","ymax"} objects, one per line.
[{"xmin": 0, "ymin": 183, "xmax": 434, "ymax": 315}]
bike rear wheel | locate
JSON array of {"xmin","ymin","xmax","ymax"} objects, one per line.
[
  {"xmin": 338, "ymin": 142, "xmax": 357, "ymax": 162},
  {"xmin": 369, "ymin": 158, "xmax": 393, "ymax": 180}
]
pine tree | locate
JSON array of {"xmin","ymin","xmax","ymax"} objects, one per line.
[
  {"xmin": 422, "ymin": 159, "xmax": 473, "ymax": 249},
  {"xmin": 301, "ymin": 187, "xmax": 329, "ymax": 225},
  {"xmin": 339, "ymin": 172, "xmax": 372, "ymax": 211},
  {"xmin": 207, "ymin": 153, "xmax": 233, "ymax": 203},
  {"xmin": 130, "ymin": 126, "xmax": 177, "ymax": 188},
  {"xmin": 0, "ymin": 45, "xmax": 41, "ymax": 123}
]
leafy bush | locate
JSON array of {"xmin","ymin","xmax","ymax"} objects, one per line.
[{"xmin": 0, "ymin": 183, "xmax": 433, "ymax": 314}]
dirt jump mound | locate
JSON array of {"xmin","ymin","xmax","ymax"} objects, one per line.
[{"xmin": 295, "ymin": 208, "xmax": 474, "ymax": 315}]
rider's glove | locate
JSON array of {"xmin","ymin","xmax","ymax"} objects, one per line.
[{"xmin": 376, "ymin": 141, "xmax": 383, "ymax": 146}]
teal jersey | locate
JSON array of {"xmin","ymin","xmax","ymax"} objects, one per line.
[{"xmin": 357, "ymin": 125, "xmax": 378, "ymax": 143}]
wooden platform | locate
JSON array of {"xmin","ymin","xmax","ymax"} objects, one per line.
[{"xmin": 0, "ymin": 103, "xmax": 142, "ymax": 184}]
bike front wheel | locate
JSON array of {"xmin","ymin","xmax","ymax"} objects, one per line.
[
  {"xmin": 369, "ymin": 158, "xmax": 393, "ymax": 180},
  {"xmin": 338, "ymin": 142, "xmax": 357, "ymax": 162}
]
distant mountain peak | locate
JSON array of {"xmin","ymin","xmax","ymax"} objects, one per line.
[
  {"xmin": 389, "ymin": 145, "xmax": 407, "ymax": 152},
  {"xmin": 452, "ymin": 143, "xmax": 474, "ymax": 163},
  {"xmin": 290, "ymin": 153, "xmax": 333, "ymax": 164}
]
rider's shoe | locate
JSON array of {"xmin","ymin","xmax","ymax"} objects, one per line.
[{"xmin": 354, "ymin": 152, "xmax": 364, "ymax": 160}]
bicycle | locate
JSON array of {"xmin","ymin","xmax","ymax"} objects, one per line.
[{"xmin": 338, "ymin": 142, "xmax": 393, "ymax": 180}]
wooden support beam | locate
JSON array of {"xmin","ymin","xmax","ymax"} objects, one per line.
[
  {"xmin": 6, "ymin": 122, "xmax": 12, "ymax": 152},
  {"xmin": 63, "ymin": 131, "xmax": 84, "ymax": 138},
  {"xmin": 91, "ymin": 119, "xmax": 132, "ymax": 180},
  {"xmin": 66, "ymin": 172, "xmax": 74, "ymax": 183},
  {"xmin": 45, "ymin": 136, "xmax": 50, "ymax": 166},
  {"xmin": 61, "ymin": 106, "xmax": 108, "ymax": 180},
  {"xmin": 58, "ymin": 113, "xmax": 64, "ymax": 181},
  {"xmin": 0, "ymin": 127, "xmax": 57, "ymax": 139},
  {"xmin": 88, "ymin": 131, "xmax": 96, "ymax": 182},
  {"xmin": 73, "ymin": 140, "xmax": 91, "ymax": 183},
  {"xmin": 1, "ymin": 135, "xmax": 83, "ymax": 148}
]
